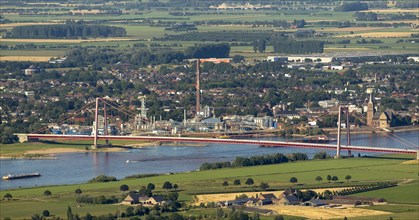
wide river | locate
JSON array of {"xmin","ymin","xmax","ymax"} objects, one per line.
[{"xmin": 0, "ymin": 131, "xmax": 417, "ymax": 190}]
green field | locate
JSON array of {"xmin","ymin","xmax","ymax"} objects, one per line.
[
  {"xmin": 1, "ymin": 6, "xmax": 418, "ymax": 60},
  {"xmin": 0, "ymin": 155, "xmax": 417, "ymax": 219}
]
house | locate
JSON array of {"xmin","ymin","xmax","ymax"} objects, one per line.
[
  {"xmin": 259, "ymin": 193, "xmax": 277, "ymax": 201},
  {"xmin": 122, "ymin": 193, "xmax": 142, "ymax": 205},
  {"xmin": 274, "ymin": 110, "xmax": 300, "ymax": 120},
  {"xmin": 277, "ymin": 194, "xmax": 300, "ymax": 205},
  {"xmin": 301, "ymin": 199, "xmax": 328, "ymax": 207},
  {"xmin": 139, "ymin": 195, "xmax": 167, "ymax": 206},
  {"xmin": 24, "ymin": 65, "xmax": 38, "ymax": 76}
]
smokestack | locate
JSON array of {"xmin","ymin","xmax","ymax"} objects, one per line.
[
  {"xmin": 184, "ymin": 109, "xmax": 187, "ymax": 126},
  {"xmin": 196, "ymin": 59, "xmax": 200, "ymax": 117}
]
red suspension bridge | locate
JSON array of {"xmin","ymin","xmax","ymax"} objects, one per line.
[{"xmin": 20, "ymin": 98, "xmax": 419, "ymax": 159}]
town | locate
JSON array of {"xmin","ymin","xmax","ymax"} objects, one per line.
[{"xmin": 0, "ymin": 0, "xmax": 418, "ymax": 219}]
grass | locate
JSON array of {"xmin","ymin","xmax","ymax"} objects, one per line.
[
  {"xmin": 0, "ymin": 156, "xmax": 417, "ymax": 219},
  {"xmin": 348, "ymin": 205, "xmax": 419, "ymax": 220},
  {"xmin": 354, "ymin": 181, "xmax": 419, "ymax": 204}
]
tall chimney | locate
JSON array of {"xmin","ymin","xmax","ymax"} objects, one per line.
[{"xmin": 196, "ymin": 59, "xmax": 200, "ymax": 117}]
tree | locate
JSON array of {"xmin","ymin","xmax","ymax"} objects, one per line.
[
  {"xmin": 216, "ymin": 207, "xmax": 224, "ymax": 219},
  {"xmin": 3, "ymin": 193, "xmax": 12, "ymax": 200},
  {"xmin": 67, "ymin": 206, "xmax": 74, "ymax": 220},
  {"xmin": 289, "ymin": 177, "xmax": 298, "ymax": 184},
  {"xmin": 274, "ymin": 215, "xmax": 284, "ymax": 220},
  {"xmin": 345, "ymin": 175, "xmax": 352, "ymax": 182},
  {"xmin": 42, "ymin": 210, "xmax": 50, "ymax": 217},
  {"xmin": 147, "ymin": 183, "xmax": 156, "ymax": 191},
  {"xmin": 253, "ymin": 40, "xmax": 266, "ymax": 53},
  {"xmin": 315, "ymin": 176, "xmax": 323, "ymax": 182},
  {"xmin": 31, "ymin": 214, "xmax": 42, "ymax": 220},
  {"xmin": 222, "ymin": 181, "xmax": 229, "ymax": 189},
  {"xmin": 245, "ymin": 178, "xmax": 254, "ymax": 186},
  {"xmin": 232, "ymin": 55, "xmax": 244, "ymax": 63},
  {"xmin": 259, "ymin": 182, "xmax": 270, "ymax": 190},
  {"xmin": 233, "ymin": 179, "xmax": 241, "ymax": 185},
  {"xmin": 332, "ymin": 176, "xmax": 339, "ymax": 182},
  {"xmin": 44, "ymin": 190, "xmax": 52, "ymax": 196},
  {"xmin": 327, "ymin": 175, "xmax": 332, "ymax": 183},
  {"xmin": 163, "ymin": 181, "xmax": 173, "ymax": 191},
  {"xmin": 120, "ymin": 184, "xmax": 129, "ymax": 192},
  {"xmin": 75, "ymin": 188, "xmax": 82, "ymax": 195}
]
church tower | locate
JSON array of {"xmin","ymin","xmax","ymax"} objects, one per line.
[{"xmin": 367, "ymin": 93, "xmax": 374, "ymax": 126}]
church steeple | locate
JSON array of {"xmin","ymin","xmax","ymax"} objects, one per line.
[{"xmin": 367, "ymin": 93, "xmax": 374, "ymax": 126}]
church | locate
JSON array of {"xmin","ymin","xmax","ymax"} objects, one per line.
[{"xmin": 366, "ymin": 94, "xmax": 392, "ymax": 129}]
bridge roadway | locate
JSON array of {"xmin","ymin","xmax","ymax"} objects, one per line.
[{"xmin": 27, "ymin": 134, "xmax": 417, "ymax": 155}]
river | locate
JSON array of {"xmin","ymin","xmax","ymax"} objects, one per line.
[{"xmin": 0, "ymin": 131, "xmax": 417, "ymax": 190}]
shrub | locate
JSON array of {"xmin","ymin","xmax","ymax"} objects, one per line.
[
  {"xmin": 88, "ymin": 175, "xmax": 117, "ymax": 183},
  {"xmin": 42, "ymin": 210, "xmax": 50, "ymax": 217},
  {"xmin": 44, "ymin": 190, "xmax": 52, "ymax": 196}
]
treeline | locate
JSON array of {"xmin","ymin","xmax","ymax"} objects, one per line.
[
  {"xmin": 65, "ymin": 43, "xmax": 230, "ymax": 67},
  {"xmin": 76, "ymin": 195, "xmax": 119, "ymax": 204},
  {"xmin": 272, "ymin": 38, "xmax": 324, "ymax": 54},
  {"xmin": 9, "ymin": 24, "xmax": 126, "ymax": 39},
  {"xmin": 199, "ymin": 153, "xmax": 308, "ymax": 170},
  {"xmin": 160, "ymin": 31, "xmax": 273, "ymax": 42},
  {"xmin": 355, "ymin": 12, "xmax": 377, "ymax": 21},
  {"xmin": 334, "ymin": 2, "xmax": 368, "ymax": 12},
  {"xmin": 88, "ymin": 175, "xmax": 117, "ymax": 183},
  {"xmin": 185, "ymin": 44, "xmax": 230, "ymax": 58}
]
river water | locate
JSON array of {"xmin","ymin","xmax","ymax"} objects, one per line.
[{"xmin": 0, "ymin": 131, "xmax": 417, "ymax": 190}]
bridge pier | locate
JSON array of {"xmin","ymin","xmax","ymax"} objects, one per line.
[{"xmin": 15, "ymin": 133, "xmax": 28, "ymax": 143}]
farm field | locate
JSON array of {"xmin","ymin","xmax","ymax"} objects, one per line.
[
  {"xmin": 0, "ymin": 156, "xmax": 418, "ymax": 219},
  {"xmin": 0, "ymin": 56, "xmax": 52, "ymax": 62}
]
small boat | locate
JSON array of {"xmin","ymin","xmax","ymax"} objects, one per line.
[{"xmin": 2, "ymin": 172, "xmax": 41, "ymax": 180}]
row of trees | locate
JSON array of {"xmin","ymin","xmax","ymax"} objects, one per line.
[
  {"xmin": 9, "ymin": 23, "xmax": 126, "ymax": 39},
  {"xmin": 272, "ymin": 38, "xmax": 324, "ymax": 54},
  {"xmin": 334, "ymin": 2, "xmax": 368, "ymax": 12},
  {"xmin": 199, "ymin": 153, "xmax": 308, "ymax": 170},
  {"xmin": 335, "ymin": 182, "xmax": 397, "ymax": 196}
]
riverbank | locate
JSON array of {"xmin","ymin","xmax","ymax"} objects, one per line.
[
  {"xmin": 0, "ymin": 147, "xmax": 128, "ymax": 160},
  {"xmin": 0, "ymin": 140, "xmax": 209, "ymax": 160}
]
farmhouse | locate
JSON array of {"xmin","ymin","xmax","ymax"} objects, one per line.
[
  {"xmin": 122, "ymin": 194, "xmax": 169, "ymax": 206},
  {"xmin": 122, "ymin": 193, "xmax": 142, "ymax": 205},
  {"xmin": 277, "ymin": 194, "xmax": 300, "ymax": 205},
  {"xmin": 301, "ymin": 199, "xmax": 328, "ymax": 207},
  {"xmin": 139, "ymin": 195, "xmax": 168, "ymax": 206}
]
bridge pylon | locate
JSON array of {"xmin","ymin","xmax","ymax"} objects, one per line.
[
  {"xmin": 336, "ymin": 106, "xmax": 351, "ymax": 158},
  {"xmin": 92, "ymin": 97, "xmax": 99, "ymax": 149}
]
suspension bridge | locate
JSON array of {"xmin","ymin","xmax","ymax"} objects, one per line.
[{"xmin": 20, "ymin": 98, "xmax": 419, "ymax": 159}]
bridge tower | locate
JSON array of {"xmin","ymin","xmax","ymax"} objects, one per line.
[
  {"xmin": 195, "ymin": 59, "xmax": 201, "ymax": 119},
  {"xmin": 93, "ymin": 97, "xmax": 99, "ymax": 149},
  {"xmin": 336, "ymin": 106, "xmax": 352, "ymax": 158}
]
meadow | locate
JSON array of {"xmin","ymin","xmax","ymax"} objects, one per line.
[
  {"xmin": 1, "ymin": 7, "xmax": 418, "ymax": 61},
  {"xmin": 0, "ymin": 155, "xmax": 417, "ymax": 219}
]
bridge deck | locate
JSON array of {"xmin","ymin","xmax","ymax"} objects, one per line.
[{"xmin": 26, "ymin": 134, "xmax": 418, "ymax": 155}]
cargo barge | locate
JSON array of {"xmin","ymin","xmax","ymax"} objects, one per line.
[{"xmin": 2, "ymin": 172, "xmax": 41, "ymax": 180}]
